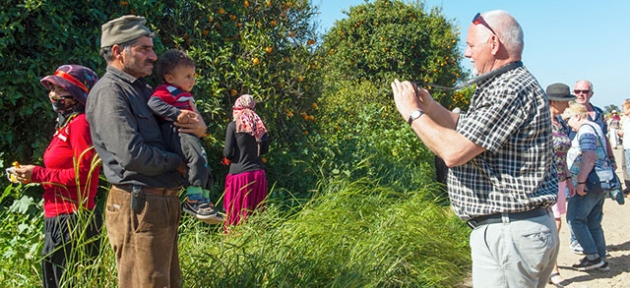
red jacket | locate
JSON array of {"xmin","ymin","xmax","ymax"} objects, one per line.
[{"xmin": 31, "ymin": 114, "xmax": 100, "ymax": 218}]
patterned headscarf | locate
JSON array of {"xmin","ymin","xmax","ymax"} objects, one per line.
[
  {"xmin": 40, "ymin": 64, "xmax": 99, "ymax": 106},
  {"xmin": 233, "ymin": 94, "xmax": 267, "ymax": 142}
]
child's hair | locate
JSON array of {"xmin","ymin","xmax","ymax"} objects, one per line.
[
  {"xmin": 156, "ymin": 49, "xmax": 195, "ymax": 82},
  {"xmin": 623, "ymin": 99, "xmax": 630, "ymax": 111}
]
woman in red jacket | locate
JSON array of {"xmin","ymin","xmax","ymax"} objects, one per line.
[{"xmin": 12, "ymin": 65, "xmax": 101, "ymax": 288}]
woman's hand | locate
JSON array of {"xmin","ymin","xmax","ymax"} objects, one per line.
[
  {"xmin": 567, "ymin": 180, "xmax": 576, "ymax": 197},
  {"xmin": 12, "ymin": 165, "xmax": 36, "ymax": 183}
]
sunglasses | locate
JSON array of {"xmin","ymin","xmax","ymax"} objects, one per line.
[
  {"xmin": 573, "ymin": 89, "xmax": 591, "ymax": 94},
  {"xmin": 472, "ymin": 13, "xmax": 497, "ymax": 35}
]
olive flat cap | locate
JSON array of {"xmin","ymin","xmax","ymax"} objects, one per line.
[{"xmin": 100, "ymin": 15, "xmax": 152, "ymax": 48}]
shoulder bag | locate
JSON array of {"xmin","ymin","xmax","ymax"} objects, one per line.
[{"xmin": 583, "ymin": 124, "xmax": 622, "ymax": 195}]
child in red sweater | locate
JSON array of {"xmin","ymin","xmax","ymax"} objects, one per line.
[{"xmin": 148, "ymin": 49, "xmax": 223, "ymax": 224}]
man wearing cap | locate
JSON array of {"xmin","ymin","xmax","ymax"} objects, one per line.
[
  {"xmin": 86, "ymin": 15, "xmax": 206, "ymax": 288},
  {"xmin": 391, "ymin": 10, "xmax": 558, "ymax": 287}
]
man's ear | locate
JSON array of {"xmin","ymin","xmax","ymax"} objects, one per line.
[
  {"xmin": 112, "ymin": 44, "xmax": 124, "ymax": 60},
  {"xmin": 490, "ymin": 35, "xmax": 500, "ymax": 55}
]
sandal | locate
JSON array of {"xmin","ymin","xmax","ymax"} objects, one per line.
[{"xmin": 548, "ymin": 272, "xmax": 575, "ymax": 288}]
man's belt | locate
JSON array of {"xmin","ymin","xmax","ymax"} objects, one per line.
[
  {"xmin": 112, "ymin": 184, "xmax": 181, "ymax": 197},
  {"xmin": 466, "ymin": 208, "xmax": 550, "ymax": 229}
]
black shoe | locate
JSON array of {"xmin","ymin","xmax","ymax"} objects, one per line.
[
  {"xmin": 598, "ymin": 261, "xmax": 610, "ymax": 271},
  {"xmin": 612, "ymin": 189, "xmax": 625, "ymax": 205},
  {"xmin": 572, "ymin": 256, "xmax": 605, "ymax": 271}
]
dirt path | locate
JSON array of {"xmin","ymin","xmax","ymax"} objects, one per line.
[{"xmin": 546, "ymin": 147, "xmax": 630, "ymax": 288}]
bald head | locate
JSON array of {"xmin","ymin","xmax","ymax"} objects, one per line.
[
  {"xmin": 465, "ymin": 10, "xmax": 524, "ymax": 75},
  {"xmin": 483, "ymin": 10, "xmax": 524, "ymax": 58}
]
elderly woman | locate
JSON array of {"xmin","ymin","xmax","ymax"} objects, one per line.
[
  {"xmin": 222, "ymin": 94, "xmax": 270, "ymax": 229},
  {"xmin": 545, "ymin": 83, "xmax": 577, "ymax": 288},
  {"xmin": 563, "ymin": 102, "xmax": 610, "ymax": 272},
  {"xmin": 12, "ymin": 65, "xmax": 101, "ymax": 288}
]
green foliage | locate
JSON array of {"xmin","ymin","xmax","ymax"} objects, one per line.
[
  {"xmin": 309, "ymin": 80, "xmax": 441, "ymax": 199},
  {"xmin": 0, "ymin": 0, "xmax": 322, "ymax": 192},
  {"xmin": 0, "ymin": 1, "xmax": 474, "ymax": 287},
  {"xmin": 0, "ymin": 175, "xmax": 470, "ymax": 287},
  {"xmin": 0, "ymin": 0, "xmax": 113, "ymax": 170},
  {"xmin": 0, "ymin": 183, "xmax": 115, "ymax": 287},
  {"xmin": 604, "ymin": 104, "xmax": 620, "ymax": 114},
  {"xmin": 320, "ymin": 0, "xmax": 464, "ymax": 107}
]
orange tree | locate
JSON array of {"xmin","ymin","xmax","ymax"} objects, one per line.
[
  {"xmin": 320, "ymin": 0, "xmax": 465, "ymax": 107},
  {"xmin": 308, "ymin": 0, "xmax": 469, "ymax": 194},
  {"xmin": 145, "ymin": 0, "xmax": 323, "ymax": 195},
  {"xmin": 0, "ymin": 0, "xmax": 322, "ymax": 196}
]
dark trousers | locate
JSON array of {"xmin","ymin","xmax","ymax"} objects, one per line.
[
  {"xmin": 161, "ymin": 123, "xmax": 213, "ymax": 190},
  {"xmin": 42, "ymin": 210, "xmax": 103, "ymax": 288}
]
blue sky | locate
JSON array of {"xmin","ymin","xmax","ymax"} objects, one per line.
[{"xmin": 314, "ymin": 0, "xmax": 630, "ymax": 109}]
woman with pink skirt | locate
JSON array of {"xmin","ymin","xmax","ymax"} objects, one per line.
[{"xmin": 222, "ymin": 94, "xmax": 270, "ymax": 229}]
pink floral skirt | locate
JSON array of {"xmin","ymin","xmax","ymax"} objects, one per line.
[{"xmin": 223, "ymin": 169, "xmax": 268, "ymax": 227}]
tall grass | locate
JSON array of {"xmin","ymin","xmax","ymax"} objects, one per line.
[
  {"xmin": 0, "ymin": 89, "xmax": 472, "ymax": 286},
  {"xmin": 0, "ymin": 181, "xmax": 118, "ymax": 287},
  {"xmin": 0, "ymin": 172, "xmax": 470, "ymax": 287},
  {"xmin": 178, "ymin": 174, "xmax": 470, "ymax": 288}
]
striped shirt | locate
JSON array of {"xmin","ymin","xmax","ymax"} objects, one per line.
[{"xmin": 447, "ymin": 65, "xmax": 558, "ymax": 220}]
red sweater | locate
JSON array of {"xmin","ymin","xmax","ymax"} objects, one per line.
[{"xmin": 31, "ymin": 114, "xmax": 101, "ymax": 218}]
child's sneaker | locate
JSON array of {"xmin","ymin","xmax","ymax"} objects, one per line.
[
  {"xmin": 198, "ymin": 199, "xmax": 224, "ymax": 224},
  {"xmin": 183, "ymin": 198, "xmax": 219, "ymax": 219}
]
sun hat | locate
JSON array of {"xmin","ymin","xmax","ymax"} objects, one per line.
[
  {"xmin": 40, "ymin": 65, "xmax": 99, "ymax": 105},
  {"xmin": 100, "ymin": 15, "xmax": 153, "ymax": 48},
  {"xmin": 546, "ymin": 83, "xmax": 577, "ymax": 101}
]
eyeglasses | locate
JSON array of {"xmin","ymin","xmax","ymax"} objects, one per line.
[
  {"xmin": 472, "ymin": 13, "xmax": 497, "ymax": 35},
  {"xmin": 573, "ymin": 89, "xmax": 591, "ymax": 94}
]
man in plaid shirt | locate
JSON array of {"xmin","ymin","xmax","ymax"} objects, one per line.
[{"xmin": 392, "ymin": 10, "xmax": 558, "ymax": 287}]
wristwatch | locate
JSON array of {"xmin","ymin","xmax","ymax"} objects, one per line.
[{"xmin": 407, "ymin": 110, "xmax": 424, "ymax": 125}]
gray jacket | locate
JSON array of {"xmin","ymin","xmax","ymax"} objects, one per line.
[{"xmin": 86, "ymin": 66, "xmax": 183, "ymax": 188}]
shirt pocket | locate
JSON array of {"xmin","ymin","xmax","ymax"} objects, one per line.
[{"xmin": 132, "ymin": 105, "xmax": 163, "ymax": 143}]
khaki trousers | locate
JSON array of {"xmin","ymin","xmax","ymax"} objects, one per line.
[
  {"xmin": 470, "ymin": 210, "xmax": 558, "ymax": 288},
  {"xmin": 106, "ymin": 186, "xmax": 182, "ymax": 288}
]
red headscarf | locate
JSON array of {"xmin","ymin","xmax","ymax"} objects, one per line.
[{"xmin": 233, "ymin": 94, "xmax": 267, "ymax": 142}]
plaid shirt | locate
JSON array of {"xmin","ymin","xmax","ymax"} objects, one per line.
[{"xmin": 447, "ymin": 65, "xmax": 558, "ymax": 220}]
